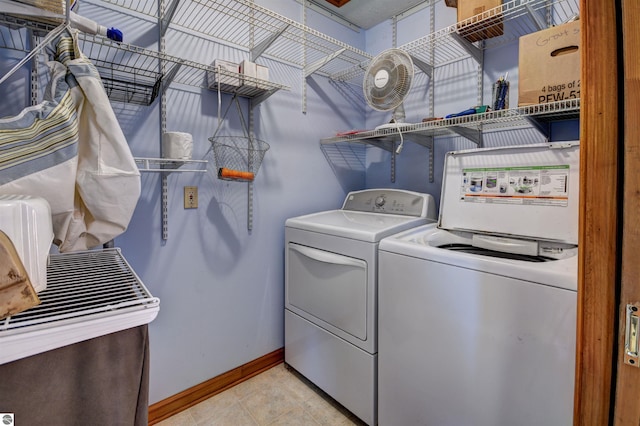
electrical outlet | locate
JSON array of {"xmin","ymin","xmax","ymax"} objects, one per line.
[{"xmin": 184, "ymin": 186, "xmax": 198, "ymax": 209}]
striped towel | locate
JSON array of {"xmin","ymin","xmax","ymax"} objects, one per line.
[{"xmin": 0, "ymin": 28, "xmax": 140, "ymax": 252}]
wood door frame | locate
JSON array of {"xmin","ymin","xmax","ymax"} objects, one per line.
[
  {"xmin": 574, "ymin": 0, "xmax": 621, "ymax": 424},
  {"xmin": 613, "ymin": 0, "xmax": 640, "ymax": 423}
]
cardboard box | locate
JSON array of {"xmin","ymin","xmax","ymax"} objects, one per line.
[
  {"xmin": 0, "ymin": 230, "xmax": 40, "ymax": 320},
  {"xmin": 457, "ymin": 0, "xmax": 503, "ymax": 43},
  {"xmin": 207, "ymin": 59, "xmax": 241, "ymax": 90},
  {"xmin": 518, "ymin": 20, "xmax": 581, "ymax": 106}
]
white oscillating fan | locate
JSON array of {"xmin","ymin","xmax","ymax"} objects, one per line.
[{"xmin": 363, "ymin": 48, "xmax": 414, "ymax": 153}]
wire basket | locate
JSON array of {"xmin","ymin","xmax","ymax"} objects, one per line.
[{"xmin": 209, "ymin": 135, "xmax": 270, "ymax": 182}]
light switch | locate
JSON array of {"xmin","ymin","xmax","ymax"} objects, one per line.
[{"xmin": 184, "ymin": 186, "xmax": 198, "ymax": 209}]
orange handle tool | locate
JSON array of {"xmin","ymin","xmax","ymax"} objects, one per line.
[{"xmin": 218, "ymin": 167, "xmax": 255, "ymax": 181}]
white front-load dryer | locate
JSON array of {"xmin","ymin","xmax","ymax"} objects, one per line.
[{"xmin": 284, "ymin": 189, "xmax": 436, "ymax": 426}]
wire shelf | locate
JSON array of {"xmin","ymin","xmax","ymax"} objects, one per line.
[
  {"xmin": 98, "ymin": 0, "xmax": 373, "ymax": 76},
  {"xmin": 321, "ymin": 99, "xmax": 580, "ymax": 145},
  {"xmin": 0, "ymin": 248, "xmax": 159, "ymax": 334},
  {"xmin": 0, "ymin": 16, "xmax": 289, "ymax": 105},
  {"xmin": 207, "ymin": 66, "xmax": 288, "ymax": 99},
  {"xmin": 0, "ymin": 248, "xmax": 159, "ymax": 364},
  {"xmin": 210, "ymin": 135, "xmax": 270, "ymax": 182},
  {"xmin": 332, "ymin": 0, "xmax": 579, "ymax": 82},
  {"xmin": 134, "ymin": 157, "xmax": 208, "ymax": 172}
]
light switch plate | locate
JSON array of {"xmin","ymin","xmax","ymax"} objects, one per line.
[{"xmin": 184, "ymin": 186, "xmax": 198, "ymax": 209}]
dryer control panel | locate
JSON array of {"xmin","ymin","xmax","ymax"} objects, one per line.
[{"xmin": 342, "ymin": 189, "xmax": 430, "ymax": 217}]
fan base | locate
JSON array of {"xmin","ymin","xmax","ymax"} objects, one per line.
[{"xmin": 374, "ymin": 122, "xmax": 405, "ymax": 131}]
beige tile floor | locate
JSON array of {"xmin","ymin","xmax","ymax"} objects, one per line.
[{"xmin": 156, "ymin": 363, "xmax": 367, "ymax": 426}]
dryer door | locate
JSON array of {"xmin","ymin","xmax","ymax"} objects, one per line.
[{"xmin": 286, "ymin": 243, "xmax": 367, "ymax": 340}]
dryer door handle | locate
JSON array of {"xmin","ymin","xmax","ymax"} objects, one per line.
[{"xmin": 289, "ymin": 244, "xmax": 365, "ymax": 268}]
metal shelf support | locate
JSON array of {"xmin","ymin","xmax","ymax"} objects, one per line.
[
  {"xmin": 429, "ymin": 140, "xmax": 434, "ymax": 182},
  {"xmin": 30, "ymin": 31, "xmax": 39, "ymax": 107},
  {"xmin": 524, "ymin": 116, "xmax": 553, "ymax": 140},
  {"xmin": 248, "ymin": 90, "xmax": 275, "ymax": 108},
  {"xmin": 304, "ymin": 48, "xmax": 347, "ymax": 78},
  {"xmin": 450, "ymin": 126, "xmax": 483, "ymax": 147},
  {"xmin": 391, "ymin": 143, "xmax": 396, "ymax": 183},
  {"xmin": 248, "ymin": 89, "xmax": 255, "ymax": 232},
  {"xmin": 524, "ymin": 3, "xmax": 548, "ymax": 31},
  {"xmin": 409, "ymin": 55, "xmax": 433, "ymax": 79},
  {"xmin": 160, "ymin": 0, "xmax": 181, "ymax": 37},
  {"xmin": 302, "ymin": 0, "xmax": 308, "ymax": 113},
  {"xmin": 251, "ymin": 24, "xmax": 289, "ymax": 62},
  {"xmin": 160, "ymin": 61, "xmax": 184, "ymax": 95},
  {"xmin": 449, "ymin": 32, "xmax": 483, "ymax": 65},
  {"xmin": 328, "ymin": 79, "xmax": 366, "ymax": 115},
  {"xmin": 160, "ymin": 0, "xmax": 168, "ymax": 241}
]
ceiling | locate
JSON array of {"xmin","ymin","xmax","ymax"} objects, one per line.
[{"xmin": 308, "ymin": 0, "xmax": 429, "ymax": 29}]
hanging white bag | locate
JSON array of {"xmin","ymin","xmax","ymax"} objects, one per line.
[{"xmin": 0, "ymin": 29, "xmax": 140, "ymax": 252}]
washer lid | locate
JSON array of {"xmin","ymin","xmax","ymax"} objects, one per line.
[
  {"xmin": 285, "ymin": 210, "xmax": 432, "ymax": 242},
  {"xmin": 379, "ymin": 224, "xmax": 578, "ymax": 292},
  {"xmin": 439, "ymin": 142, "xmax": 580, "ymax": 245}
]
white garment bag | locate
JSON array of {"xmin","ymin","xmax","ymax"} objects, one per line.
[{"xmin": 0, "ymin": 29, "xmax": 140, "ymax": 251}]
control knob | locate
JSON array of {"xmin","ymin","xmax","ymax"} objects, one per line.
[{"xmin": 375, "ymin": 195, "xmax": 386, "ymax": 208}]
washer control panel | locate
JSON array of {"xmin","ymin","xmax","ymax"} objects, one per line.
[{"xmin": 342, "ymin": 189, "xmax": 427, "ymax": 217}]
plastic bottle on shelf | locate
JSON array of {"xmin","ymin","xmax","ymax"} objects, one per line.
[
  {"xmin": 67, "ymin": 0, "xmax": 122, "ymax": 41},
  {"xmin": 69, "ymin": 11, "xmax": 123, "ymax": 42}
]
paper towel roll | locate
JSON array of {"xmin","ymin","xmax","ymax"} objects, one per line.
[{"xmin": 162, "ymin": 132, "xmax": 193, "ymax": 160}]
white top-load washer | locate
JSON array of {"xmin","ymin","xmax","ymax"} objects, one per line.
[
  {"xmin": 285, "ymin": 189, "xmax": 436, "ymax": 426},
  {"xmin": 378, "ymin": 142, "xmax": 580, "ymax": 426}
]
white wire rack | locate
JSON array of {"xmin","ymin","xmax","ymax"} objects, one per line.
[
  {"xmin": 8, "ymin": 0, "xmax": 371, "ymax": 79},
  {"xmin": 79, "ymin": 33, "xmax": 289, "ymax": 105},
  {"xmin": 98, "ymin": 0, "xmax": 373, "ymax": 77},
  {"xmin": 332, "ymin": 0, "xmax": 580, "ymax": 82},
  {"xmin": 320, "ymin": 99, "xmax": 579, "ymax": 183},
  {"xmin": 0, "ymin": 248, "xmax": 160, "ymax": 365},
  {"xmin": 134, "ymin": 157, "xmax": 208, "ymax": 172},
  {"xmin": 0, "ymin": 11, "xmax": 289, "ymax": 105},
  {"xmin": 321, "ymin": 99, "xmax": 581, "ymax": 146}
]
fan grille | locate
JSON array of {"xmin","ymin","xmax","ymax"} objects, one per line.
[{"xmin": 363, "ymin": 48, "xmax": 414, "ymax": 112}]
